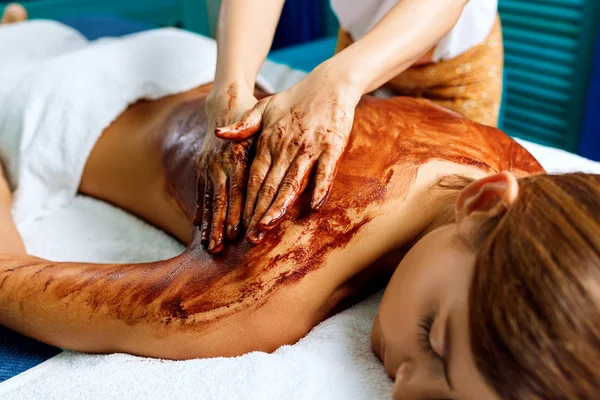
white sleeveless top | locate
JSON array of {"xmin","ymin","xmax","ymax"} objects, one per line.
[{"xmin": 330, "ymin": 0, "xmax": 498, "ymax": 62}]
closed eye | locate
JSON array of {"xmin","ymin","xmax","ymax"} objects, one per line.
[
  {"xmin": 418, "ymin": 314, "xmax": 442, "ymax": 360},
  {"xmin": 418, "ymin": 314, "xmax": 453, "ymax": 390}
]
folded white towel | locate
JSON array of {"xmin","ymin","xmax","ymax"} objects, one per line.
[{"xmin": 0, "ymin": 21, "xmax": 223, "ymax": 231}]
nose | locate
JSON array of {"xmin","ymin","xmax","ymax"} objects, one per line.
[
  {"xmin": 393, "ymin": 361, "xmax": 418, "ymax": 399},
  {"xmin": 396, "ymin": 361, "xmax": 415, "ymax": 384},
  {"xmin": 392, "ymin": 361, "xmax": 449, "ymax": 400}
]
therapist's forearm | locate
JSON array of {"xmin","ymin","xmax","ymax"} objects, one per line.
[
  {"xmin": 326, "ymin": 0, "xmax": 469, "ymax": 94},
  {"xmin": 214, "ymin": 0, "xmax": 285, "ymax": 90}
]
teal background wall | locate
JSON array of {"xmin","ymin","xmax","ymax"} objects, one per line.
[
  {"xmin": 498, "ymin": 0, "xmax": 600, "ymax": 154},
  {"xmin": 1, "ymin": 0, "xmax": 187, "ymax": 29}
]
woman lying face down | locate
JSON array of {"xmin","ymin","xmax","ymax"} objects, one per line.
[{"xmin": 0, "ymin": 80, "xmax": 598, "ymax": 399}]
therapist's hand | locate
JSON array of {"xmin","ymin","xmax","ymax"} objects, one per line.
[
  {"xmin": 195, "ymin": 82, "xmax": 257, "ymax": 254},
  {"xmin": 215, "ymin": 64, "xmax": 361, "ymax": 243}
]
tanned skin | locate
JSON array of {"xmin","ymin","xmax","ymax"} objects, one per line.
[{"xmin": 0, "ymin": 84, "xmax": 543, "ymax": 360}]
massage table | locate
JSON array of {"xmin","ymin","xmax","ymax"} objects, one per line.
[{"xmin": 0, "ymin": 17, "xmax": 599, "ymax": 400}]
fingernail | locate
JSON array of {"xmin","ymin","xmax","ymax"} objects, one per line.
[
  {"xmin": 209, "ymin": 242, "xmax": 225, "ymax": 255},
  {"xmin": 259, "ymin": 216, "xmax": 271, "ymax": 228},
  {"xmin": 262, "ymin": 207, "xmax": 287, "ymax": 228},
  {"xmin": 209, "ymin": 239, "xmax": 216, "ymax": 250},
  {"xmin": 258, "ymin": 217, "xmax": 279, "ymax": 231},
  {"xmin": 227, "ymin": 223, "xmax": 240, "ymax": 239},
  {"xmin": 312, "ymin": 194, "xmax": 328, "ymax": 210},
  {"xmin": 246, "ymin": 229, "xmax": 265, "ymax": 244}
]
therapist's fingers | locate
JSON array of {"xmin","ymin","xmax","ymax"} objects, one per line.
[
  {"xmin": 247, "ymin": 153, "xmax": 291, "ymax": 235},
  {"xmin": 200, "ymin": 178, "xmax": 213, "ymax": 247},
  {"xmin": 225, "ymin": 145, "xmax": 249, "ymax": 240},
  {"xmin": 193, "ymin": 176, "xmax": 204, "ymax": 227},
  {"xmin": 215, "ymin": 100, "xmax": 267, "ymax": 141},
  {"xmin": 244, "ymin": 136, "xmax": 272, "ymax": 229},
  {"xmin": 311, "ymin": 150, "xmax": 343, "ymax": 210},
  {"xmin": 207, "ymin": 169, "xmax": 228, "ymax": 255},
  {"xmin": 258, "ymin": 157, "xmax": 315, "ymax": 230}
]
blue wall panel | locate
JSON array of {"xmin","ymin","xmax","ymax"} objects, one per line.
[
  {"xmin": 499, "ymin": 0, "xmax": 600, "ymax": 152},
  {"xmin": 579, "ymin": 27, "xmax": 600, "ymax": 161}
]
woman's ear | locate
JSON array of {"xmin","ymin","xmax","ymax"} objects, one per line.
[{"xmin": 455, "ymin": 171, "xmax": 519, "ymax": 239}]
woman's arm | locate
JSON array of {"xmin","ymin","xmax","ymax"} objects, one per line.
[
  {"xmin": 0, "ymin": 249, "xmax": 306, "ymax": 359},
  {"xmin": 0, "ymin": 254, "xmax": 146, "ymax": 354},
  {"xmin": 213, "ymin": 0, "xmax": 285, "ymax": 91},
  {"xmin": 195, "ymin": 0, "xmax": 285, "ymax": 254},
  {"xmin": 329, "ymin": 0, "xmax": 469, "ymax": 94}
]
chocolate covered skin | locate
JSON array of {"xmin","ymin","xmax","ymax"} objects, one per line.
[{"xmin": 0, "ymin": 85, "xmax": 543, "ymax": 359}]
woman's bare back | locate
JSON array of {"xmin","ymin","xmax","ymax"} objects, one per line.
[{"xmin": 0, "ymin": 85, "xmax": 543, "ymax": 359}]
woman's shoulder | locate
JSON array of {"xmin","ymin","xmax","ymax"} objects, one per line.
[{"xmin": 352, "ymin": 95, "xmax": 544, "ymax": 176}]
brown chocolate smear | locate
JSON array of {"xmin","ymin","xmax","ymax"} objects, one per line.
[{"xmin": 31, "ymin": 95, "xmax": 544, "ymax": 331}]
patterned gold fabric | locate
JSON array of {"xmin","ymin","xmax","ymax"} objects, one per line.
[{"xmin": 335, "ymin": 16, "xmax": 504, "ymax": 127}]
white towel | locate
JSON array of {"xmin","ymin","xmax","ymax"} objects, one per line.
[
  {"xmin": 1, "ymin": 20, "xmax": 600, "ymax": 400},
  {"xmin": 0, "ymin": 21, "xmax": 220, "ymax": 230}
]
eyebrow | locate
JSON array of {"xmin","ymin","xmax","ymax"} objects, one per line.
[{"xmin": 444, "ymin": 315, "xmax": 455, "ymax": 391}]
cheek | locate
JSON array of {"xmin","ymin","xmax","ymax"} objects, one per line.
[
  {"xmin": 376, "ymin": 253, "xmax": 446, "ymax": 362},
  {"xmin": 381, "ymin": 262, "xmax": 424, "ymax": 327},
  {"xmin": 386, "ymin": 293, "xmax": 417, "ymax": 335},
  {"xmin": 377, "ymin": 275, "xmax": 421, "ymax": 365}
]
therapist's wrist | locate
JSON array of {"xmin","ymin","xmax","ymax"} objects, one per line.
[
  {"xmin": 213, "ymin": 66, "xmax": 256, "ymax": 94},
  {"xmin": 311, "ymin": 59, "xmax": 363, "ymax": 106},
  {"xmin": 213, "ymin": 77, "xmax": 255, "ymax": 96},
  {"xmin": 318, "ymin": 57, "xmax": 369, "ymax": 101}
]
